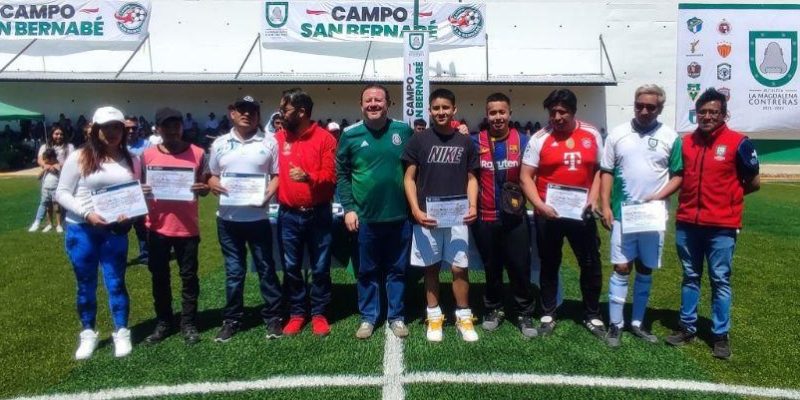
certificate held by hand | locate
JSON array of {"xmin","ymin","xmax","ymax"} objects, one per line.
[
  {"xmin": 621, "ymin": 200, "xmax": 667, "ymax": 234},
  {"xmin": 91, "ymin": 181, "xmax": 149, "ymax": 222},
  {"xmin": 545, "ymin": 184, "xmax": 588, "ymax": 221},
  {"xmin": 426, "ymin": 195, "xmax": 468, "ymax": 228},
  {"xmin": 146, "ymin": 166, "xmax": 195, "ymax": 201},
  {"xmin": 219, "ymin": 172, "xmax": 266, "ymax": 206}
]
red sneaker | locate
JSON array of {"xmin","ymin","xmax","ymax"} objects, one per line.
[
  {"xmin": 282, "ymin": 315, "xmax": 306, "ymax": 336},
  {"xmin": 311, "ymin": 315, "xmax": 330, "ymax": 336}
]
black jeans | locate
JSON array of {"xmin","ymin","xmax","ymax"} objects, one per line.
[
  {"xmin": 147, "ymin": 232, "xmax": 200, "ymax": 327},
  {"xmin": 472, "ymin": 215, "xmax": 535, "ymax": 317},
  {"xmin": 535, "ymin": 215, "xmax": 602, "ymax": 320}
]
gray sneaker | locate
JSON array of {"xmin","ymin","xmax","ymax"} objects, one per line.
[
  {"xmin": 630, "ymin": 325, "xmax": 658, "ymax": 343},
  {"xmin": 482, "ymin": 309, "xmax": 505, "ymax": 331},
  {"xmin": 517, "ymin": 316, "xmax": 538, "ymax": 339},
  {"xmin": 389, "ymin": 320, "xmax": 409, "ymax": 338},
  {"xmin": 538, "ymin": 316, "xmax": 557, "ymax": 336},
  {"xmin": 355, "ymin": 322, "xmax": 374, "ymax": 339},
  {"xmin": 606, "ymin": 324, "xmax": 622, "ymax": 348}
]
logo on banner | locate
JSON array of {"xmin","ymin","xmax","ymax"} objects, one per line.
[
  {"xmin": 688, "ymin": 84, "xmax": 701, "ymax": 100},
  {"xmin": 749, "ymin": 31, "xmax": 798, "ymax": 87},
  {"xmin": 717, "ymin": 87, "xmax": 731, "ymax": 101},
  {"xmin": 717, "ymin": 63, "xmax": 732, "ymax": 81},
  {"xmin": 689, "ymin": 110, "xmax": 697, "ymax": 124},
  {"xmin": 409, "ymin": 32, "xmax": 425, "ymax": 50},
  {"xmin": 448, "ymin": 6, "xmax": 483, "ymax": 39},
  {"xmin": 690, "ymin": 39, "xmax": 700, "ymax": 54},
  {"xmin": 114, "ymin": 3, "xmax": 148, "ymax": 35},
  {"xmin": 266, "ymin": 2, "xmax": 289, "ymax": 28},
  {"xmin": 687, "ymin": 62, "xmax": 702, "ymax": 78},
  {"xmin": 687, "ymin": 17, "xmax": 703, "ymax": 34},
  {"xmin": 718, "ymin": 19, "xmax": 732, "ymax": 35},
  {"xmin": 717, "ymin": 42, "xmax": 731, "ymax": 58}
]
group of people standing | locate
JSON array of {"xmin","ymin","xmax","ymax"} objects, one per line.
[{"xmin": 51, "ymin": 82, "xmax": 758, "ymax": 362}]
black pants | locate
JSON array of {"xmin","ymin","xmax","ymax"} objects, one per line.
[
  {"xmin": 535, "ymin": 215, "xmax": 602, "ymax": 320},
  {"xmin": 147, "ymin": 231, "xmax": 200, "ymax": 327},
  {"xmin": 472, "ymin": 215, "xmax": 536, "ymax": 317}
]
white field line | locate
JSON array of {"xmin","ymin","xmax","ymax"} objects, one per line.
[
  {"xmin": 381, "ymin": 328, "xmax": 405, "ymax": 400},
  {"xmin": 403, "ymin": 372, "xmax": 800, "ymax": 399}
]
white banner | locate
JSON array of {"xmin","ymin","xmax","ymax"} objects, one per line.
[
  {"xmin": 0, "ymin": 1, "xmax": 151, "ymax": 41},
  {"xmin": 262, "ymin": 1, "xmax": 486, "ymax": 46},
  {"xmin": 402, "ymin": 31, "xmax": 429, "ymax": 127},
  {"xmin": 676, "ymin": 4, "xmax": 800, "ymax": 136}
]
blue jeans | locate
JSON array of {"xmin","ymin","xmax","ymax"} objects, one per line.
[
  {"xmin": 278, "ymin": 205, "xmax": 333, "ymax": 317},
  {"xmin": 675, "ymin": 223, "xmax": 737, "ymax": 336},
  {"xmin": 64, "ymin": 223, "xmax": 129, "ymax": 329},
  {"xmin": 217, "ymin": 218, "xmax": 282, "ymax": 324},
  {"xmin": 356, "ymin": 220, "xmax": 412, "ymax": 325}
]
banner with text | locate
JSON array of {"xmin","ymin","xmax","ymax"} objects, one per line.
[
  {"xmin": 402, "ymin": 31, "xmax": 429, "ymax": 127},
  {"xmin": 676, "ymin": 4, "xmax": 800, "ymax": 136},
  {"xmin": 262, "ymin": 1, "xmax": 486, "ymax": 46},
  {"xmin": 0, "ymin": 1, "xmax": 151, "ymax": 41}
]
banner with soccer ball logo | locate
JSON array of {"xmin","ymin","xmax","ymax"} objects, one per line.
[{"xmin": 676, "ymin": 4, "xmax": 800, "ymax": 137}]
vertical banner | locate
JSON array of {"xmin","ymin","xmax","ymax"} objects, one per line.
[
  {"xmin": 676, "ymin": 4, "xmax": 800, "ymax": 136},
  {"xmin": 402, "ymin": 31, "xmax": 429, "ymax": 127}
]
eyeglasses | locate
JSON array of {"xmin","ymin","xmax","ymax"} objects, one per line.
[
  {"xmin": 634, "ymin": 103, "xmax": 658, "ymax": 112},
  {"xmin": 279, "ymin": 106, "xmax": 296, "ymax": 115},
  {"xmin": 697, "ymin": 109, "xmax": 722, "ymax": 117}
]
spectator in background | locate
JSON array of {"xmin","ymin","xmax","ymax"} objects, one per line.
[
  {"xmin": 29, "ymin": 124, "xmax": 74, "ymax": 233},
  {"xmin": 326, "ymin": 121, "xmax": 341, "ymax": 141},
  {"xmin": 341, "ymin": 119, "xmax": 350, "ymax": 130},
  {"xmin": 524, "ymin": 121, "xmax": 534, "ymax": 136},
  {"xmin": 413, "ymin": 118, "xmax": 426, "ymax": 134},
  {"xmin": 205, "ymin": 112, "xmax": 220, "ymax": 133},
  {"xmin": 533, "ymin": 121, "xmax": 542, "ymax": 132},
  {"xmin": 183, "ymin": 113, "xmax": 194, "ymax": 133}
]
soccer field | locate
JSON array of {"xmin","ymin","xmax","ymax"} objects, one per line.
[{"xmin": 1, "ymin": 177, "xmax": 798, "ymax": 400}]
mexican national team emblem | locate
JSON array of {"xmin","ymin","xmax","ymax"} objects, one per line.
[
  {"xmin": 689, "ymin": 110, "xmax": 697, "ymax": 124},
  {"xmin": 647, "ymin": 137, "xmax": 658, "ymax": 151},
  {"xmin": 718, "ymin": 19, "xmax": 731, "ymax": 35},
  {"xmin": 687, "ymin": 83, "xmax": 701, "ymax": 100},
  {"xmin": 749, "ymin": 31, "xmax": 798, "ymax": 87},
  {"xmin": 715, "ymin": 145, "xmax": 728, "ymax": 161},
  {"xmin": 687, "ymin": 17, "xmax": 703, "ymax": 34},
  {"xmin": 392, "ymin": 133, "xmax": 401, "ymax": 145},
  {"xmin": 687, "ymin": 62, "xmax": 702, "ymax": 78},
  {"xmin": 448, "ymin": 6, "xmax": 484, "ymax": 39},
  {"xmin": 408, "ymin": 32, "xmax": 425, "ymax": 50},
  {"xmin": 266, "ymin": 2, "xmax": 289, "ymax": 28},
  {"xmin": 717, "ymin": 42, "xmax": 732, "ymax": 58},
  {"xmin": 717, "ymin": 87, "xmax": 731, "ymax": 101},
  {"xmin": 717, "ymin": 63, "xmax": 732, "ymax": 81},
  {"xmin": 114, "ymin": 3, "xmax": 148, "ymax": 35}
]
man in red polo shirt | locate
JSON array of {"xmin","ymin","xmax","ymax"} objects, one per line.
[
  {"xmin": 275, "ymin": 89, "xmax": 338, "ymax": 336},
  {"xmin": 665, "ymin": 88, "xmax": 760, "ymax": 359}
]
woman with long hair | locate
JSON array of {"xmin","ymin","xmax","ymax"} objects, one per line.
[
  {"xmin": 55, "ymin": 106, "xmax": 140, "ymax": 360},
  {"xmin": 28, "ymin": 124, "xmax": 74, "ymax": 233}
]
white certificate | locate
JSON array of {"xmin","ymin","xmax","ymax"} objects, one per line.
[
  {"xmin": 220, "ymin": 172, "xmax": 266, "ymax": 206},
  {"xmin": 621, "ymin": 200, "xmax": 667, "ymax": 234},
  {"xmin": 545, "ymin": 184, "xmax": 588, "ymax": 221},
  {"xmin": 146, "ymin": 166, "xmax": 195, "ymax": 201},
  {"xmin": 90, "ymin": 181, "xmax": 149, "ymax": 222},
  {"xmin": 426, "ymin": 195, "xmax": 469, "ymax": 228}
]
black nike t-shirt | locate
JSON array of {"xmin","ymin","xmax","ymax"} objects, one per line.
[{"xmin": 402, "ymin": 128, "xmax": 479, "ymax": 212}]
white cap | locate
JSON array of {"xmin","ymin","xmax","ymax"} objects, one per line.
[
  {"xmin": 327, "ymin": 121, "xmax": 341, "ymax": 131},
  {"xmin": 92, "ymin": 106, "xmax": 125, "ymax": 125}
]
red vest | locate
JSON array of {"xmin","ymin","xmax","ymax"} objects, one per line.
[{"xmin": 676, "ymin": 124, "xmax": 746, "ymax": 228}]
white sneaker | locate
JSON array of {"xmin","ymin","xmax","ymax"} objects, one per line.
[
  {"xmin": 28, "ymin": 221, "xmax": 40, "ymax": 232},
  {"xmin": 456, "ymin": 314, "xmax": 479, "ymax": 342},
  {"xmin": 425, "ymin": 315, "xmax": 444, "ymax": 342},
  {"xmin": 56, "ymin": 225, "xmax": 64, "ymax": 234},
  {"xmin": 75, "ymin": 329, "xmax": 99, "ymax": 360},
  {"xmin": 112, "ymin": 328, "xmax": 132, "ymax": 358},
  {"xmin": 42, "ymin": 224, "xmax": 53, "ymax": 233}
]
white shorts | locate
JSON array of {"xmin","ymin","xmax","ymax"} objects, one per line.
[
  {"xmin": 410, "ymin": 225, "xmax": 470, "ymax": 268},
  {"xmin": 610, "ymin": 221, "xmax": 664, "ymax": 269}
]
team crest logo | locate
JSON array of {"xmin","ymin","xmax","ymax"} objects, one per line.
[
  {"xmin": 689, "ymin": 39, "xmax": 700, "ymax": 54},
  {"xmin": 448, "ymin": 6, "xmax": 484, "ymax": 39},
  {"xmin": 749, "ymin": 31, "xmax": 798, "ymax": 87},
  {"xmin": 509, "ymin": 144, "xmax": 519, "ymax": 154},
  {"xmin": 689, "ymin": 110, "xmax": 697, "ymax": 124},
  {"xmin": 718, "ymin": 19, "xmax": 732, "ymax": 35},
  {"xmin": 687, "ymin": 62, "xmax": 702, "ymax": 78},
  {"xmin": 282, "ymin": 142, "xmax": 291, "ymax": 154},
  {"xmin": 647, "ymin": 137, "xmax": 659, "ymax": 151},
  {"xmin": 687, "ymin": 83, "xmax": 701, "ymax": 100},
  {"xmin": 266, "ymin": 2, "xmax": 289, "ymax": 28},
  {"xmin": 717, "ymin": 87, "xmax": 731, "ymax": 101},
  {"xmin": 565, "ymin": 138, "xmax": 575, "ymax": 149},
  {"xmin": 581, "ymin": 138, "xmax": 592, "ymax": 149},
  {"xmin": 479, "ymin": 146, "xmax": 490, "ymax": 154},
  {"xmin": 392, "ymin": 133, "xmax": 401, "ymax": 145},
  {"xmin": 717, "ymin": 42, "xmax": 731, "ymax": 58},
  {"xmin": 687, "ymin": 17, "xmax": 703, "ymax": 34},
  {"xmin": 408, "ymin": 32, "xmax": 425, "ymax": 50},
  {"xmin": 114, "ymin": 3, "xmax": 148, "ymax": 35},
  {"xmin": 717, "ymin": 63, "xmax": 732, "ymax": 81},
  {"xmin": 714, "ymin": 145, "xmax": 727, "ymax": 161}
]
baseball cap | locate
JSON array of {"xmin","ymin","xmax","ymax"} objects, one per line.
[
  {"xmin": 233, "ymin": 95, "xmax": 260, "ymax": 112},
  {"xmin": 327, "ymin": 121, "xmax": 341, "ymax": 131},
  {"xmin": 155, "ymin": 107, "xmax": 183, "ymax": 126},
  {"xmin": 92, "ymin": 106, "xmax": 125, "ymax": 125}
]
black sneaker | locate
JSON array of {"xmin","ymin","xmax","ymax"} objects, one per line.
[
  {"xmin": 630, "ymin": 325, "xmax": 658, "ymax": 343},
  {"xmin": 481, "ymin": 309, "xmax": 505, "ymax": 331},
  {"xmin": 517, "ymin": 316, "xmax": 538, "ymax": 338},
  {"xmin": 538, "ymin": 316, "xmax": 556, "ymax": 336},
  {"xmin": 712, "ymin": 335, "xmax": 731, "ymax": 360},
  {"xmin": 265, "ymin": 318, "xmax": 283, "ymax": 340},
  {"xmin": 215, "ymin": 320, "xmax": 240, "ymax": 343},
  {"xmin": 182, "ymin": 324, "xmax": 200, "ymax": 345},
  {"xmin": 145, "ymin": 321, "xmax": 173, "ymax": 344},
  {"xmin": 583, "ymin": 318, "xmax": 607, "ymax": 339},
  {"xmin": 605, "ymin": 324, "xmax": 622, "ymax": 348},
  {"xmin": 665, "ymin": 329, "xmax": 696, "ymax": 346}
]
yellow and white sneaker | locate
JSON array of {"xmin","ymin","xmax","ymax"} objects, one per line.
[
  {"xmin": 456, "ymin": 314, "xmax": 479, "ymax": 342},
  {"xmin": 425, "ymin": 315, "xmax": 444, "ymax": 342}
]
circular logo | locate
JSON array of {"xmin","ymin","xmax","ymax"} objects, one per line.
[
  {"xmin": 581, "ymin": 138, "xmax": 592, "ymax": 149},
  {"xmin": 448, "ymin": 6, "xmax": 483, "ymax": 39},
  {"xmin": 392, "ymin": 133, "xmax": 401, "ymax": 145},
  {"xmin": 115, "ymin": 3, "xmax": 148, "ymax": 35}
]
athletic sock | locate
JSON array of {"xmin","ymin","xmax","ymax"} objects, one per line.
[
  {"xmin": 454, "ymin": 308, "xmax": 473, "ymax": 320},
  {"xmin": 426, "ymin": 306, "xmax": 442, "ymax": 319},
  {"xmin": 632, "ymin": 272, "xmax": 653, "ymax": 327},
  {"xmin": 608, "ymin": 272, "xmax": 629, "ymax": 329}
]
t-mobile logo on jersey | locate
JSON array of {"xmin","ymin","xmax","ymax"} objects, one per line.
[
  {"xmin": 427, "ymin": 146, "xmax": 464, "ymax": 164},
  {"xmin": 563, "ymin": 152, "xmax": 582, "ymax": 171}
]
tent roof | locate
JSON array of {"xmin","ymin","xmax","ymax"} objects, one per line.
[{"xmin": 0, "ymin": 101, "xmax": 43, "ymax": 121}]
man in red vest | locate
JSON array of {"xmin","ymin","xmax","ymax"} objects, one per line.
[{"xmin": 665, "ymin": 88, "xmax": 760, "ymax": 360}]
